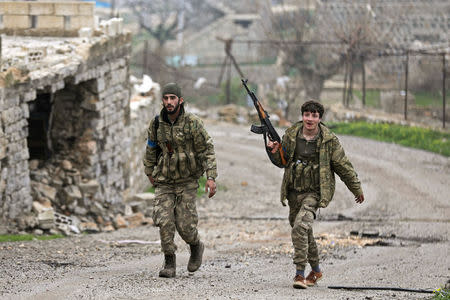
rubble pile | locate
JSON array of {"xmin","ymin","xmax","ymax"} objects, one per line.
[
  {"xmin": 22, "ymin": 158, "xmax": 154, "ymax": 235},
  {"xmin": 23, "ymin": 157, "xmax": 155, "ymax": 235}
]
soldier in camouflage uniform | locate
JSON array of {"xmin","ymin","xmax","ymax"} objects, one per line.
[
  {"xmin": 143, "ymin": 83, "xmax": 218, "ymax": 278},
  {"xmin": 267, "ymin": 100, "xmax": 364, "ymax": 289}
]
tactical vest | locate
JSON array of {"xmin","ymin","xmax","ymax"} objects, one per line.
[
  {"xmin": 151, "ymin": 112, "xmax": 204, "ymax": 182},
  {"xmin": 291, "ymin": 132, "xmax": 320, "ymax": 193}
]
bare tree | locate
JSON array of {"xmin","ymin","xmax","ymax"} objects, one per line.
[
  {"xmin": 262, "ymin": 0, "xmax": 396, "ymax": 109},
  {"xmin": 318, "ymin": 1, "xmax": 398, "ymax": 107},
  {"xmin": 125, "ymin": 0, "xmax": 220, "ymax": 82},
  {"xmin": 262, "ymin": 1, "xmax": 344, "ymax": 102}
]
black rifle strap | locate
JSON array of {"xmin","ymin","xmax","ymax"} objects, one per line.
[
  {"xmin": 154, "ymin": 115, "xmax": 159, "ymax": 132},
  {"xmin": 153, "ymin": 115, "xmax": 162, "ymax": 159}
]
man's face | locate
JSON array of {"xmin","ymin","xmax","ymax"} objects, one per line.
[
  {"xmin": 302, "ymin": 111, "xmax": 321, "ymax": 131},
  {"xmin": 162, "ymin": 94, "xmax": 183, "ymax": 115}
]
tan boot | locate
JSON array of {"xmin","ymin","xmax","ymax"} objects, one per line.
[
  {"xmin": 159, "ymin": 254, "xmax": 176, "ymax": 278},
  {"xmin": 293, "ymin": 274, "xmax": 308, "ymax": 289},
  {"xmin": 187, "ymin": 241, "xmax": 204, "ymax": 272},
  {"xmin": 305, "ymin": 270, "xmax": 323, "ymax": 286}
]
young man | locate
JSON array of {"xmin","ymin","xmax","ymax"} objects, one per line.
[
  {"xmin": 267, "ymin": 100, "xmax": 364, "ymax": 289},
  {"xmin": 143, "ymin": 83, "xmax": 217, "ymax": 278}
]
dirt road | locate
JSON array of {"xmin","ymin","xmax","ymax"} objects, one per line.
[{"xmin": 1, "ymin": 121, "xmax": 449, "ymax": 299}]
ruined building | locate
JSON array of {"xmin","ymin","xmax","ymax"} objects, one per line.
[{"xmin": 0, "ymin": 1, "xmax": 153, "ymax": 233}]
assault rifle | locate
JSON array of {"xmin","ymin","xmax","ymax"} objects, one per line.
[{"xmin": 242, "ymin": 79, "xmax": 286, "ymax": 166}]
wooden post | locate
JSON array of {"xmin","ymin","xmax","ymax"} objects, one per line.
[
  {"xmin": 404, "ymin": 51, "xmax": 409, "ymax": 120},
  {"xmin": 443, "ymin": 53, "xmax": 447, "ymax": 129},
  {"xmin": 347, "ymin": 51, "xmax": 354, "ymax": 107},
  {"xmin": 361, "ymin": 54, "xmax": 366, "ymax": 107},
  {"xmin": 226, "ymin": 58, "xmax": 231, "ymax": 104},
  {"xmin": 342, "ymin": 55, "xmax": 349, "ymax": 107}
]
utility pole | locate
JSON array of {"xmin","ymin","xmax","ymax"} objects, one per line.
[
  {"xmin": 110, "ymin": 0, "xmax": 116, "ymax": 18},
  {"xmin": 216, "ymin": 37, "xmax": 246, "ymax": 104},
  {"xmin": 404, "ymin": 51, "xmax": 409, "ymax": 121},
  {"xmin": 443, "ymin": 53, "xmax": 446, "ymax": 129},
  {"xmin": 361, "ymin": 54, "xmax": 366, "ymax": 107}
]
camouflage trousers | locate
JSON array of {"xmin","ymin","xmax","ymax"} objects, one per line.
[
  {"xmin": 153, "ymin": 179, "xmax": 200, "ymax": 254},
  {"xmin": 287, "ymin": 191, "xmax": 320, "ymax": 270}
]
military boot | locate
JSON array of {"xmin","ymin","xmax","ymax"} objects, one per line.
[
  {"xmin": 159, "ymin": 254, "xmax": 176, "ymax": 278},
  {"xmin": 187, "ymin": 241, "xmax": 204, "ymax": 272}
]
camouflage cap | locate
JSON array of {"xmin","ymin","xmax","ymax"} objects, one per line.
[{"xmin": 162, "ymin": 82, "xmax": 182, "ymax": 98}]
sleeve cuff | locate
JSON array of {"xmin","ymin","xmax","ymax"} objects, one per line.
[
  {"xmin": 206, "ymin": 169, "xmax": 217, "ymax": 180},
  {"xmin": 144, "ymin": 167, "xmax": 154, "ymax": 176}
]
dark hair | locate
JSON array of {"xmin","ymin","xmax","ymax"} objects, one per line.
[{"xmin": 301, "ymin": 100, "xmax": 324, "ymax": 118}]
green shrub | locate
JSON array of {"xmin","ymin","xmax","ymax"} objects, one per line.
[
  {"xmin": 328, "ymin": 121, "xmax": 450, "ymax": 157},
  {"xmin": 218, "ymin": 77, "xmax": 254, "ymax": 106},
  {"xmin": 432, "ymin": 287, "xmax": 450, "ymax": 300}
]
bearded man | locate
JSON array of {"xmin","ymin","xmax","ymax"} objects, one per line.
[{"xmin": 143, "ymin": 83, "xmax": 217, "ymax": 278}]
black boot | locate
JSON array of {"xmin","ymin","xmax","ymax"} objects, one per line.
[
  {"xmin": 159, "ymin": 254, "xmax": 176, "ymax": 278},
  {"xmin": 187, "ymin": 241, "xmax": 204, "ymax": 272}
]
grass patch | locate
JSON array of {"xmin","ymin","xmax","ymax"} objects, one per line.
[
  {"xmin": 145, "ymin": 185, "xmax": 155, "ymax": 193},
  {"xmin": 432, "ymin": 287, "xmax": 450, "ymax": 300},
  {"xmin": 328, "ymin": 121, "xmax": 450, "ymax": 157},
  {"xmin": 353, "ymin": 90, "xmax": 380, "ymax": 108},
  {"xmin": 413, "ymin": 91, "xmax": 448, "ymax": 108},
  {"xmin": 352, "ymin": 89, "xmax": 448, "ymax": 109},
  {"xmin": 0, "ymin": 234, "xmax": 64, "ymax": 243}
]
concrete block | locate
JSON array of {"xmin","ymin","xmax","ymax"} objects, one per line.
[
  {"xmin": 70, "ymin": 16, "xmax": 95, "ymax": 29},
  {"xmin": 54, "ymin": 3, "xmax": 78, "ymax": 16},
  {"xmin": 29, "ymin": 2, "xmax": 54, "ymax": 15},
  {"xmin": 78, "ymin": 2, "xmax": 94, "ymax": 16},
  {"xmin": 2, "ymin": 2, "xmax": 29, "ymax": 15},
  {"xmin": 3, "ymin": 15, "xmax": 30, "ymax": 29},
  {"xmin": 37, "ymin": 15, "xmax": 64, "ymax": 29}
]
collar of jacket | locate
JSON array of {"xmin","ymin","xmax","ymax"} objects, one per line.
[
  {"xmin": 160, "ymin": 104, "xmax": 185, "ymax": 124},
  {"xmin": 291, "ymin": 121, "xmax": 334, "ymax": 144}
]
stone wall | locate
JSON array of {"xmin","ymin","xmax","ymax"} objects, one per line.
[
  {"xmin": 0, "ymin": 31, "xmax": 132, "ymax": 229},
  {"xmin": 0, "ymin": 1, "xmax": 95, "ymax": 36},
  {"xmin": 125, "ymin": 92, "xmax": 161, "ymax": 198}
]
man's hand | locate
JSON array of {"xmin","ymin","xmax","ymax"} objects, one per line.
[
  {"xmin": 355, "ymin": 194, "xmax": 364, "ymax": 204},
  {"xmin": 205, "ymin": 179, "xmax": 216, "ymax": 198},
  {"xmin": 147, "ymin": 175, "xmax": 155, "ymax": 186},
  {"xmin": 266, "ymin": 140, "xmax": 280, "ymax": 154}
]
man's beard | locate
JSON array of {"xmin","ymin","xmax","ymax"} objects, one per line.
[{"xmin": 164, "ymin": 101, "xmax": 181, "ymax": 115}]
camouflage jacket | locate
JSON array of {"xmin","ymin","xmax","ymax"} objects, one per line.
[
  {"xmin": 143, "ymin": 106, "xmax": 217, "ymax": 184},
  {"xmin": 270, "ymin": 122, "xmax": 363, "ymax": 208}
]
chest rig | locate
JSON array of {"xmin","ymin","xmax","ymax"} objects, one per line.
[
  {"xmin": 153, "ymin": 112, "xmax": 199, "ymax": 181},
  {"xmin": 291, "ymin": 131, "xmax": 321, "ymax": 193}
]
